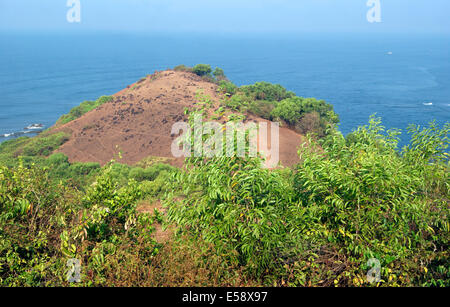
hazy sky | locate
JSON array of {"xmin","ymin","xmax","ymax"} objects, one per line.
[{"xmin": 0, "ymin": 0, "xmax": 449, "ymax": 34}]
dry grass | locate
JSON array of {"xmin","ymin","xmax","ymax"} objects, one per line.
[{"xmin": 97, "ymin": 235, "xmax": 259, "ymax": 287}]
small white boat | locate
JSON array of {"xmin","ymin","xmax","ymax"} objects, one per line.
[
  {"xmin": 423, "ymin": 102, "xmax": 433, "ymax": 106},
  {"xmin": 387, "ymin": 51, "xmax": 393, "ymax": 55}
]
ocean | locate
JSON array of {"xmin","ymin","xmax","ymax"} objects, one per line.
[{"xmin": 0, "ymin": 32, "xmax": 449, "ymax": 148}]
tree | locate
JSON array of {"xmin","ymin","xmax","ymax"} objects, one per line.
[
  {"xmin": 193, "ymin": 64, "xmax": 212, "ymax": 77},
  {"xmin": 213, "ymin": 67, "xmax": 226, "ymax": 81}
]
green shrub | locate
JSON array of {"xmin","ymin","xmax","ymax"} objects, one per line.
[
  {"xmin": 247, "ymin": 100, "xmax": 276, "ymax": 120},
  {"xmin": 70, "ymin": 162, "xmax": 101, "ymax": 177},
  {"xmin": 270, "ymin": 97, "xmax": 303, "ymax": 125},
  {"xmin": 221, "ymin": 93, "xmax": 252, "ymax": 111},
  {"xmin": 140, "ymin": 171, "xmax": 173, "ymax": 198},
  {"xmin": 0, "ymin": 161, "xmax": 158, "ymax": 286},
  {"xmin": 165, "ymin": 115, "xmax": 449, "ymax": 286},
  {"xmin": 192, "ymin": 64, "xmax": 212, "ymax": 77},
  {"xmin": 217, "ymin": 79, "xmax": 338, "ymax": 136},
  {"xmin": 240, "ymin": 82, "xmax": 295, "ymax": 102},
  {"xmin": 0, "ymin": 132, "xmax": 70, "ymax": 169},
  {"xmin": 31, "ymin": 153, "xmax": 100, "ymax": 188},
  {"xmin": 271, "ymin": 97, "xmax": 339, "ymax": 136},
  {"xmin": 47, "ymin": 152, "xmax": 70, "ymax": 164},
  {"xmin": 167, "ymin": 157, "xmax": 296, "ymax": 277},
  {"xmin": 21, "ymin": 132, "xmax": 70, "ymax": 157},
  {"xmin": 293, "ymin": 117, "xmax": 449, "ymax": 286},
  {"xmin": 201, "ymin": 74, "xmax": 216, "ymax": 83},
  {"xmin": 103, "ymin": 163, "xmax": 132, "ymax": 185},
  {"xmin": 174, "ymin": 64, "xmax": 193, "ymax": 72},
  {"xmin": 0, "ymin": 162, "xmax": 71, "ymax": 286},
  {"xmin": 213, "ymin": 67, "xmax": 226, "ymax": 81},
  {"xmin": 1, "ymin": 63, "xmax": 448, "ymax": 287},
  {"xmin": 218, "ymin": 80, "xmax": 238, "ymax": 96},
  {"xmin": 0, "ymin": 137, "xmax": 34, "ymax": 166},
  {"xmin": 129, "ymin": 163, "xmax": 175, "ymax": 182}
]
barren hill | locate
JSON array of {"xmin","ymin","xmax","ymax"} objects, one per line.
[{"xmin": 52, "ymin": 70, "xmax": 304, "ymax": 167}]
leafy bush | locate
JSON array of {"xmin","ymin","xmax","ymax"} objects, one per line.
[
  {"xmin": 217, "ymin": 80, "xmax": 238, "ymax": 96},
  {"xmin": 140, "ymin": 170, "xmax": 174, "ymax": 199},
  {"xmin": 0, "ymin": 161, "xmax": 159, "ymax": 286},
  {"xmin": 270, "ymin": 97, "xmax": 303, "ymax": 125},
  {"xmin": 45, "ymin": 153, "xmax": 100, "ymax": 187},
  {"xmin": 213, "ymin": 67, "xmax": 226, "ymax": 81},
  {"xmin": 295, "ymin": 111, "xmax": 321, "ymax": 134},
  {"xmin": 0, "ymin": 132, "xmax": 70, "ymax": 168},
  {"xmin": 240, "ymin": 82, "xmax": 295, "ymax": 102},
  {"xmin": 66, "ymin": 162, "xmax": 100, "ymax": 177},
  {"xmin": 192, "ymin": 64, "xmax": 212, "ymax": 77},
  {"xmin": 221, "ymin": 93, "xmax": 252, "ymax": 111},
  {"xmin": 165, "ymin": 115, "xmax": 449, "ymax": 286},
  {"xmin": 217, "ymin": 78, "xmax": 338, "ymax": 136},
  {"xmin": 0, "ymin": 135, "xmax": 103, "ymax": 188},
  {"xmin": 173, "ymin": 65, "xmax": 193, "ymax": 72},
  {"xmin": 129, "ymin": 163, "xmax": 175, "ymax": 182},
  {"xmin": 167, "ymin": 157, "xmax": 297, "ymax": 276},
  {"xmin": 293, "ymin": 117, "xmax": 449, "ymax": 286},
  {"xmin": 21, "ymin": 132, "xmax": 70, "ymax": 157},
  {"xmin": 0, "ymin": 137, "xmax": 35, "ymax": 167},
  {"xmin": 201, "ymin": 74, "xmax": 216, "ymax": 83},
  {"xmin": 101, "ymin": 162, "xmax": 176, "ymax": 187},
  {"xmin": 0, "ymin": 162, "xmax": 71, "ymax": 285},
  {"xmin": 271, "ymin": 97, "xmax": 339, "ymax": 136},
  {"xmin": 174, "ymin": 64, "xmax": 227, "ymax": 84}
]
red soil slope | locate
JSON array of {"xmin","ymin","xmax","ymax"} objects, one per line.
[{"xmin": 52, "ymin": 70, "xmax": 304, "ymax": 167}]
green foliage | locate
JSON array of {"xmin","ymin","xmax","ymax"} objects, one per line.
[
  {"xmin": 133, "ymin": 155, "xmax": 174, "ymax": 169},
  {"xmin": 0, "ymin": 137, "xmax": 34, "ymax": 166},
  {"xmin": 270, "ymin": 98, "xmax": 303, "ymax": 125},
  {"xmin": 240, "ymin": 82, "xmax": 295, "ymax": 102},
  {"xmin": 0, "ymin": 61, "xmax": 448, "ymax": 287},
  {"xmin": 247, "ymin": 100, "xmax": 276, "ymax": 119},
  {"xmin": 21, "ymin": 132, "xmax": 70, "ymax": 157},
  {"xmin": 217, "ymin": 78, "xmax": 338, "ymax": 136},
  {"xmin": 166, "ymin": 114, "xmax": 449, "ymax": 286},
  {"xmin": 97, "ymin": 162, "xmax": 176, "ymax": 187},
  {"xmin": 0, "ymin": 161, "xmax": 158, "ymax": 286},
  {"xmin": 174, "ymin": 64, "xmax": 227, "ymax": 84},
  {"xmin": 174, "ymin": 64, "xmax": 337, "ymax": 136},
  {"xmin": 271, "ymin": 97, "xmax": 339, "ymax": 136},
  {"xmin": 212, "ymin": 67, "xmax": 226, "ymax": 81},
  {"xmin": 140, "ymin": 170, "xmax": 174, "ymax": 199},
  {"xmin": 0, "ymin": 132, "xmax": 70, "ymax": 167},
  {"xmin": 129, "ymin": 163, "xmax": 176, "ymax": 182},
  {"xmin": 82, "ymin": 164, "xmax": 142, "ymax": 232},
  {"xmin": 45, "ymin": 153, "xmax": 101, "ymax": 187},
  {"xmin": 293, "ymin": 116, "xmax": 449, "ymax": 286},
  {"xmin": 192, "ymin": 64, "xmax": 212, "ymax": 77},
  {"xmin": 173, "ymin": 64, "xmax": 193, "ymax": 72},
  {"xmin": 271, "ymin": 97, "xmax": 337, "ymax": 124},
  {"xmin": 0, "ymin": 132, "xmax": 103, "ymax": 188},
  {"xmin": 0, "ymin": 162, "xmax": 70, "ymax": 285},
  {"xmin": 221, "ymin": 93, "xmax": 252, "ymax": 111},
  {"xmin": 403, "ymin": 121, "xmax": 450, "ymax": 165},
  {"xmin": 218, "ymin": 80, "xmax": 238, "ymax": 96},
  {"xmin": 57, "ymin": 96, "xmax": 113, "ymax": 125},
  {"xmin": 167, "ymin": 157, "xmax": 297, "ymax": 276}
]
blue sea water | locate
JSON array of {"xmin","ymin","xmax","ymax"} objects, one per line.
[{"xmin": 0, "ymin": 32, "xmax": 449, "ymax": 148}]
